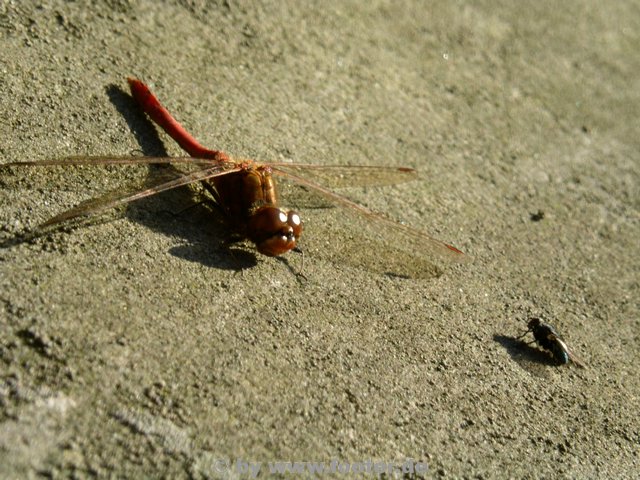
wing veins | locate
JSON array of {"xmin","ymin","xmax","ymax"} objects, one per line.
[
  {"xmin": 272, "ymin": 167, "xmax": 467, "ymax": 263},
  {"xmin": 5, "ymin": 156, "xmax": 221, "ymax": 167},
  {"xmin": 40, "ymin": 165, "xmax": 240, "ymax": 227}
]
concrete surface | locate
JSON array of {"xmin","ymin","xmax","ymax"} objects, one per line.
[{"xmin": 1, "ymin": 1, "xmax": 638, "ymax": 478}]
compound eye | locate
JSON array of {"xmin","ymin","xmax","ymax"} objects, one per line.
[
  {"xmin": 247, "ymin": 207, "xmax": 303, "ymax": 256},
  {"xmin": 288, "ymin": 210, "xmax": 303, "ymax": 239}
]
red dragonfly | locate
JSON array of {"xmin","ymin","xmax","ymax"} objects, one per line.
[{"xmin": 4, "ymin": 78, "xmax": 467, "ymax": 278}]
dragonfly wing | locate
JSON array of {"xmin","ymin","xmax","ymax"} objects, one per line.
[
  {"xmin": 39, "ymin": 165, "xmax": 240, "ymax": 227},
  {"xmin": 4, "ymin": 156, "xmax": 219, "ymax": 167},
  {"xmin": 273, "ymin": 168, "xmax": 467, "ymax": 279},
  {"xmin": 271, "ymin": 163, "xmax": 418, "ymax": 188}
]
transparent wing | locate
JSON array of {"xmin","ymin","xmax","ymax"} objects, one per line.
[
  {"xmin": 37, "ymin": 164, "xmax": 240, "ymax": 227},
  {"xmin": 4, "ymin": 155, "xmax": 221, "ymax": 167},
  {"xmin": 272, "ymin": 166, "xmax": 467, "ymax": 279},
  {"xmin": 554, "ymin": 337, "xmax": 586, "ymax": 368},
  {"xmin": 270, "ymin": 162, "xmax": 418, "ymax": 188}
]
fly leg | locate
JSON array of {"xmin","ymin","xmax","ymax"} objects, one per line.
[{"xmin": 516, "ymin": 329, "xmax": 532, "ymax": 340}]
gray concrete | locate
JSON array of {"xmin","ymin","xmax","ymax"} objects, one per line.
[{"xmin": 1, "ymin": 1, "xmax": 638, "ymax": 478}]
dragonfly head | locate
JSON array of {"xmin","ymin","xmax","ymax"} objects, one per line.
[{"xmin": 247, "ymin": 206, "xmax": 302, "ymax": 256}]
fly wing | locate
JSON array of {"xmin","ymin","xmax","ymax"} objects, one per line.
[
  {"xmin": 36, "ymin": 164, "xmax": 240, "ymax": 227},
  {"xmin": 554, "ymin": 337, "xmax": 586, "ymax": 368},
  {"xmin": 272, "ymin": 166, "xmax": 467, "ymax": 280}
]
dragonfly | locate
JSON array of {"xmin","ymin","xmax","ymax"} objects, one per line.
[{"xmin": 3, "ymin": 78, "xmax": 468, "ymax": 278}]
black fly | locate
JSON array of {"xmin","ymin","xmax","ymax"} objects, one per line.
[{"xmin": 518, "ymin": 318, "xmax": 585, "ymax": 367}]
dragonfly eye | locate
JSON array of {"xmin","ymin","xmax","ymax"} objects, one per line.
[{"xmin": 247, "ymin": 207, "xmax": 303, "ymax": 256}]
